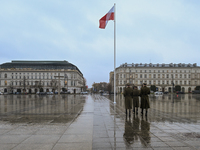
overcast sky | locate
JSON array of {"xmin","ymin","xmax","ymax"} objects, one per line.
[{"xmin": 1, "ymin": 0, "xmax": 200, "ymax": 88}]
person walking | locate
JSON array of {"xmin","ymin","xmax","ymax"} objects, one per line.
[
  {"xmin": 123, "ymin": 83, "xmax": 133, "ymax": 117},
  {"xmin": 140, "ymin": 83, "xmax": 150, "ymax": 116},
  {"xmin": 132, "ymin": 86, "xmax": 140, "ymax": 115}
]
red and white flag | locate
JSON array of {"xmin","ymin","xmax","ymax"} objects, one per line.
[{"xmin": 99, "ymin": 6, "xmax": 115, "ymax": 29}]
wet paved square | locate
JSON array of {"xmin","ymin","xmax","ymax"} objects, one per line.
[{"xmin": 0, "ymin": 94, "xmax": 200, "ymax": 149}]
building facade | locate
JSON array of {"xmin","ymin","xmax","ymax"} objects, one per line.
[
  {"xmin": 110, "ymin": 63, "xmax": 200, "ymax": 93},
  {"xmin": 0, "ymin": 60, "xmax": 85, "ymax": 94}
]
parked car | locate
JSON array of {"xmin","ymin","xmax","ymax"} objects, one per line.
[
  {"xmin": 60, "ymin": 91, "xmax": 70, "ymax": 94},
  {"xmin": 164, "ymin": 92, "xmax": 168, "ymax": 94},
  {"xmin": 15, "ymin": 92, "xmax": 21, "ymax": 95},
  {"xmin": 176, "ymin": 91, "xmax": 185, "ymax": 94},
  {"xmin": 80, "ymin": 91, "xmax": 88, "ymax": 94},
  {"xmin": 38, "ymin": 92, "xmax": 47, "ymax": 95},
  {"xmin": 154, "ymin": 91, "xmax": 163, "ymax": 95},
  {"xmin": 192, "ymin": 90, "xmax": 200, "ymax": 94},
  {"xmin": 47, "ymin": 92, "xmax": 54, "ymax": 95}
]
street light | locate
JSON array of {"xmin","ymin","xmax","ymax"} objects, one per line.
[
  {"xmin": 23, "ymin": 76, "xmax": 26, "ymax": 93},
  {"xmin": 172, "ymin": 74, "xmax": 174, "ymax": 93},
  {"xmin": 129, "ymin": 69, "xmax": 131, "ymax": 84},
  {"xmin": 64, "ymin": 73, "xmax": 68, "ymax": 92},
  {"xmin": 54, "ymin": 73, "xmax": 64, "ymax": 95}
]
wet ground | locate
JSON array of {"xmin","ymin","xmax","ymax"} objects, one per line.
[{"xmin": 0, "ymin": 94, "xmax": 200, "ymax": 150}]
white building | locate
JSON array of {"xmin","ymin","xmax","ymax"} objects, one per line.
[
  {"xmin": 0, "ymin": 60, "xmax": 85, "ymax": 94},
  {"xmin": 111, "ymin": 63, "xmax": 200, "ymax": 93}
]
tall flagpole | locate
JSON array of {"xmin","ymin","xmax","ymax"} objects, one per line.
[{"xmin": 114, "ymin": 3, "xmax": 116, "ymax": 104}]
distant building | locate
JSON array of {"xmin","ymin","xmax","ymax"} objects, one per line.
[
  {"xmin": 92, "ymin": 82, "xmax": 108, "ymax": 93},
  {"xmin": 0, "ymin": 60, "xmax": 85, "ymax": 94},
  {"xmin": 110, "ymin": 63, "xmax": 200, "ymax": 93}
]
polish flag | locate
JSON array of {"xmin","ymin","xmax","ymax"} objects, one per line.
[{"xmin": 99, "ymin": 6, "xmax": 114, "ymax": 29}]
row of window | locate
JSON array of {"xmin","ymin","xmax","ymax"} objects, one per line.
[
  {"xmin": 11, "ymin": 76, "xmax": 55, "ymax": 79},
  {"xmin": 136, "ymin": 74, "xmax": 191, "ymax": 79},
  {"xmin": 1, "ymin": 80, "xmax": 76, "ymax": 86},
  {"xmin": 121, "ymin": 69, "xmax": 194, "ymax": 73},
  {"xmin": 119, "ymin": 74, "xmax": 193, "ymax": 79},
  {"xmin": 0, "ymin": 73, "xmax": 77, "ymax": 79},
  {"xmin": 135, "ymin": 70, "xmax": 191, "ymax": 73},
  {"xmin": 119, "ymin": 80, "xmax": 197, "ymax": 85}
]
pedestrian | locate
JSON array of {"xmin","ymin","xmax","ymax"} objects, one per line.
[
  {"xmin": 140, "ymin": 83, "xmax": 150, "ymax": 116},
  {"xmin": 123, "ymin": 83, "xmax": 133, "ymax": 117},
  {"xmin": 132, "ymin": 86, "xmax": 140, "ymax": 115}
]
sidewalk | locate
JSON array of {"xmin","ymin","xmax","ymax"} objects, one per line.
[{"xmin": 0, "ymin": 94, "xmax": 199, "ymax": 150}]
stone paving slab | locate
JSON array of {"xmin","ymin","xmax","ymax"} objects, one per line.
[{"xmin": 0, "ymin": 94, "xmax": 200, "ymax": 149}]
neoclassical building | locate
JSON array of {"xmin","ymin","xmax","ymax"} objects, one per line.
[
  {"xmin": 0, "ymin": 60, "xmax": 85, "ymax": 94},
  {"xmin": 110, "ymin": 63, "xmax": 200, "ymax": 93}
]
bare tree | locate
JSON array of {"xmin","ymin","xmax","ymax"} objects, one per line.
[
  {"xmin": 107, "ymin": 83, "xmax": 112, "ymax": 94},
  {"xmin": 92, "ymin": 82, "xmax": 108, "ymax": 93}
]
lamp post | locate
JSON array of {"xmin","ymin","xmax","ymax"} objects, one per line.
[
  {"xmin": 172, "ymin": 74, "xmax": 174, "ymax": 93},
  {"xmin": 54, "ymin": 73, "xmax": 64, "ymax": 95},
  {"xmin": 23, "ymin": 76, "xmax": 26, "ymax": 93},
  {"xmin": 64, "ymin": 73, "xmax": 68, "ymax": 92},
  {"xmin": 171, "ymin": 74, "xmax": 175, "ymax": 103},
  {"xmin": 129, "ymin": 69, "xmax": 131, "ymax": 84}
]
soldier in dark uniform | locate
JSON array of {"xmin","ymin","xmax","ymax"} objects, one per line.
[
  {"xmin": 132, "ymin": 86, "xmax": 140, "ymax": 115},
  {"xmin": 123, "ymin": 83, "xmax": 133, "ymax": 117},
  {"xmin": 140, "ymin": 83, "xmax": 150, "ymax": 116}
]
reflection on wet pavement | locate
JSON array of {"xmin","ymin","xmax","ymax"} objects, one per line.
[
  {"xmin": 0, "ymin": 94, "xmax": 200, "ymax": 149},
  {"xmin": 103, "ymin": 94, "xmax": 200, "ymax": 149},
  {"xmin": 0, "ymin": 95, "xmax": 86, "ymax": 124}
]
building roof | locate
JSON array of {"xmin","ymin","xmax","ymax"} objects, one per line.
[
  {"xmin": 118, "ymin": 63, "xmax": 199, "ymax": 68},
  {"xmin": 0, "ymin": 60, "xmax": 83, "ymax": 75}
]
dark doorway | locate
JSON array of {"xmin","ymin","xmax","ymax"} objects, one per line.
[
  {"xmin": 40, "ymin": 88, "xmax": 44, "ymax": 92},
  {"xmin": 17, "ymin": 89, "xmax": 21, "ymax": 92}
]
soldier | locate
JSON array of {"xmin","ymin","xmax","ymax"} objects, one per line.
[
  {"xmin": 123, "ymin": 83, "xmax": 133, "ymax": 117},
  {"xmin": 140, "ymin": 83, "xmax": 150, "ymax": 116},
  {"xmin": 132, "ymin": 86, "xmax": 140, "ymax": 115}
]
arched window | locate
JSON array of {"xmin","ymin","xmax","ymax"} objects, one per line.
[
  {"xmin": 4, "ymin": 74, "xmax": 7, "ymax": 78},
  {"xmin": 182, "ymin": 87, "xmax": 185, "ymax": 92}
]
